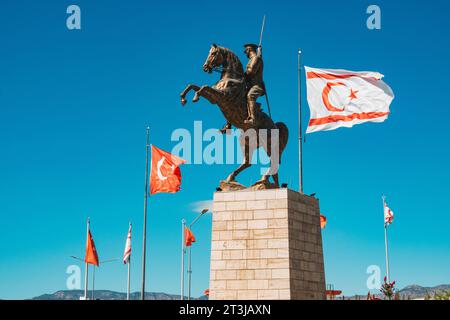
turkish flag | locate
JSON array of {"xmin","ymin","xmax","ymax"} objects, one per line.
[
  {"xmin": 85, "ymin": 230, "xmax": 99, "ymax": 266},
  {"xmin": 320, "ymin": 215, "xmax": 327, "ymax": 229},
  {"xmin": 150, "ymin": 146, "xmax": 186, "ymax": 195},
  {"xmin": 305, "ymin": 67, "xmax": 394, "ymax": 133},
  {"xmin": 184, "ymin": 227, "xmax": 196, "ymax": 247}
]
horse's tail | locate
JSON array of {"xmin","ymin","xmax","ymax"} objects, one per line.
[{"xmin": 275, "ymin": 122, "xmax": 289, "ymax": 163}]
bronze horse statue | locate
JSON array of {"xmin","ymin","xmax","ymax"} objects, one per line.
[{"xmin": 180, "ymin": 44, "xmax": 289, "ymax": 188}]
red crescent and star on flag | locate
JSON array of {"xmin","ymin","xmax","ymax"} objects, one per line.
[{"xmin": 322, "ymin": 81, "xmax": 359, "ymax": 112}]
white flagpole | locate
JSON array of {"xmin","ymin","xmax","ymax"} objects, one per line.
[
  {"xmin": 186, "ymin": 209, "xmax": 208, "ymax": 300},
  {"xmin": 91, "ymin": 266, "xmax": 95, "ymax": 300},
  {"xmin": 382, "ymin": 195, "xmax": 391, "ymax": 283},
  {"xmin": 187, "ymin": 245, "xmax": 192, "ymax": 300},
  {"xmin": 180, "ymin": 219, "xmax": 186, "ymax": 300},
  {"xmin": 127, "ymin": 259, "xmax": 131, "ymax": 300},
  {"xmin": 84, "ymin": 217, "xmax": 90, "ymax": 300},
  {"xmin": 141, "ymin": 126, "xmax": 150, "ymax": 300},
  {"xmin": 127, "ymin": 222, "xmax": 132, "ymax": 301},
  {"xmin": 298, "ymin": 49, "xmax": 304, "ymax": 193}
]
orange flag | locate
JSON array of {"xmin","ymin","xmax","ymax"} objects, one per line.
[
  {"xmin": 320, "ymin": 215, "xmax": 327, "ymax": 229},
  {"xmin": 184, "ymin": 227, "xmax": 196, "ymax": 247},
  {"xmin": 150, "ymin": 146, "xmax": 186, "ymax": 195},
  {"xmin": 85, "ymin": 230, "xmax": 99, "ymax": 266}
]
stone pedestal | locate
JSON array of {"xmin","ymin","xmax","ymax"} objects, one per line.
[{"xmin": 209, "ymin": 188, "xmax": 326, "ymax": 300}]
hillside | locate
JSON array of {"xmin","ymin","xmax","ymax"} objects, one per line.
[
  {"xmin": 32, "ymin": 290, "xmax": 207, "ymax": 300},
  {"xmin": 31, "ymin": 284, "xmax": 450, "ymax": 300}
]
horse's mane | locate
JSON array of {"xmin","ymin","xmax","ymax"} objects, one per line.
[{"xmin": 219, "ymin": 46, "xmax": 244, "ymax": 76}]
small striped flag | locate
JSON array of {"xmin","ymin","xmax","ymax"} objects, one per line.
[
  {"xmin": 123, "ymin": 224, "xmax": 132, "ymax": 264},
  {"xmin": 384, "ymin": 202, "xmax": 394, "ymax": 226}
]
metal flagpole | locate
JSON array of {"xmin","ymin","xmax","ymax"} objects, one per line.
[
  {"xmin": 383, "ymin": 195, "xmax": 391, "ymax": 283},
  {"xmin": 257, "ymin": 15, "xmax": 272, "ymax": 119},
  {"xmin": 187, "ymin": 209, "xmax": 209, "ymax": 300},
  {"xmin": 84, "ymin": 217, "xmax": 90, "ymax": 300},
  {"xmin": 127, "ymin": 258, "xmax": 131, "ymax": 300},
  {"xmin": 384, "ymin": 227, "xmax": 390, "ymax": 283},
  {"xmin": 187, "ymin": 245, "xmax": 192, "ymax": 300},
  {"xmin": 91, "ymin": 266, "xmax": 95, "ymax": 300},
  {"xmin": 88, "ymin": 258, "xmax": 120, "ymax": 301},
  {"xmin": 127, "ymin": 222, "xmax": 132, "ymax": 301},
  {"xmin": 141, "ymin": 126, "xmax": 150, "ymax": 300},
  {"xmin": 180, "ymin": 219, "xmax": 186, "ymax": 300},
  {"xmin": 298, "ymin": 49, "xmax": 304, "ymax": 193}
]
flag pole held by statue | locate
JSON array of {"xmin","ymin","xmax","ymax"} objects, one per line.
[{"xmin": 257, "ymin": 15, "xmax": 272, "ymax": 120}]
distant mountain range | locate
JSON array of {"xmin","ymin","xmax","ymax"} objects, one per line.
[
  {"xmin": 31, "ymin": 284, "xmax": 449, "ymax": 300},
  {"xmin": 32, "ymin": 290, "xmax": 207, "ymax": 300},
  {"xmin": 398, "ymin": 284, "xmax": 450, "ymax": 299},
  {"xmin": 346, "ymin": 284, "xmax": 450, "ymax": 300}
]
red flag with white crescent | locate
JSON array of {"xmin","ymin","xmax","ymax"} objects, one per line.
[
  {"xmin": 320, "ymin": 215, "xmax": 327, "ymax": 229},
  {"xmin": 184, "ymin": 227, "xmax": 196, "ymax": 247},
  {"xmin": 123, "ymin": 224, "xmax": 132, "ymax": 264},
  {"xmin": 305, "ymin": 67, "xmax": 394, "ymax": 133},
  {"xmin": 150, "ymin": 145, "xmax": 186, "ymax": 195},
  {"xmin": 85, "ymin": 230, "xmax": 99, "ymax": 266}
]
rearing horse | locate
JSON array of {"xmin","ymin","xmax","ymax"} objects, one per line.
[{"xmin": 180, "ymin": 44, "xmax": 289, "ymax": 187}]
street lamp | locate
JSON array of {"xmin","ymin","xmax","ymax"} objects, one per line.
[
  {"xmin": 186, "ymin": 208, "xmax": 209, "ymax": 300},
  {"xmin": 70, "ymin": 256, "xmax": 120, "ymax": 300}
]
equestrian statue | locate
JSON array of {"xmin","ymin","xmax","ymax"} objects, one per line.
[{"xmin": 180, "ymin": 44, "xmax": 289, "ymax": 190}]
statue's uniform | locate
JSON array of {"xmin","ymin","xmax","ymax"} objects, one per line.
[
  {"xmin": 243, "ymin": 47, "xmax": 265, "ymax": 125},
  {"xmin": 246, "ymin": 54, "xmax": 265, "ymax": 102},
  {"xmin": 218, "ymin": 43, "xmax": 266, "ymax": 132}
]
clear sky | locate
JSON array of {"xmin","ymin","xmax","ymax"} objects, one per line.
[{"xmin": 1, "ymin": 0, "xmax": 449, "ymax": 299}]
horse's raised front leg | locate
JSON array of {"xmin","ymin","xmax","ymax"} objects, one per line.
[
  {"xmin": 193, "ymin": 85, "xmax": 224, "ymax": 105},
  {"xmin": 180, "ymin": 84, "xmax": 200, "ymax": 106}
]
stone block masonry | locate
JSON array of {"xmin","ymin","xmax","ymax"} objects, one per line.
[{"xmin": 209, "ymin": 188, "xmax": 326, "ymax": 300}]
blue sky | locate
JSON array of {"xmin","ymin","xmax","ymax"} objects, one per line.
[{"xmin": 1, "ymin": 0, "xmax": 449, "ymax": 299}]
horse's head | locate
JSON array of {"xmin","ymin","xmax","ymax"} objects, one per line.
[{"xmin": 203, "ymin": 44, "xmax": 224, "ymax": 73}]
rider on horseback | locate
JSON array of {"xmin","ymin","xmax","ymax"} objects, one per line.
[
  {"xmin": 243, "ymin": 43, "xmax": 265, "ymax": 126},
  {"xmin": 181, "ymin": 43, "xmax": 289, "ymax": 188},
  {"xmin": 219, "ymin": 43, "xmax": 265, "ymax": 133}
]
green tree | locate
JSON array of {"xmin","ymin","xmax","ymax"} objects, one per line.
[{"xmin": 433, "ymin": 290, "xmax": 450, "ymax": 300}]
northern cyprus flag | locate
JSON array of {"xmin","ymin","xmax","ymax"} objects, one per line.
[
  {"xmin": 305, "ymin": 67, "xmax": 394, "ymax": 133},
  {"xmin": 123, "ymin": 224, "xmax": 132, "ymax": 264},
  {"xmin": 384, "ymin": 202, "xmax": 394, "ymax": 226}
]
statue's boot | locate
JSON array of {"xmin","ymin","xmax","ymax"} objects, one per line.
[
  {"xmin": 244, "ymin": 101, "xmax": 260, "ymax": 125},
  {"xmin": 219, "ymin": 122, "xmax": 232, "ymax": 134}
]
